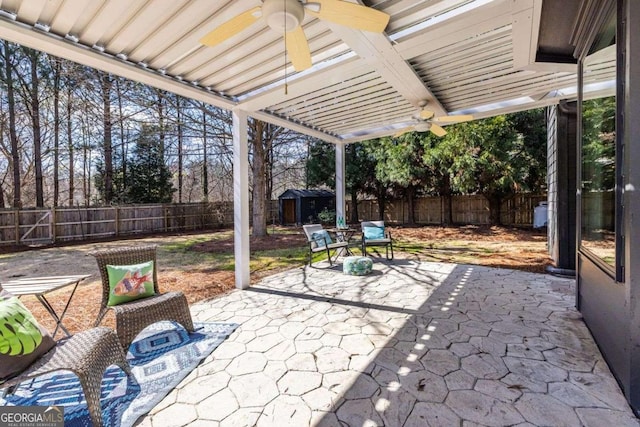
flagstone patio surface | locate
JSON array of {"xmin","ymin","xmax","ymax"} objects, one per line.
[{"xmin": 138, "ymin": 259, "xmax": 640, "ymax": 427}]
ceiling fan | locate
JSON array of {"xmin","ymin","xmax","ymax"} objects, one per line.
[
  {"xmin": 199, "ymin": 0, "xmax": 390, "ymax": 71},
  {"xmin": 394, "ymin": 102, "xmax": 473, "ymax": 137}
]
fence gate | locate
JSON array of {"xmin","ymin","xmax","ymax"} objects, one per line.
[{"xmin": 20, "ymin": 210, "xmax": 53, "ymax": 244}]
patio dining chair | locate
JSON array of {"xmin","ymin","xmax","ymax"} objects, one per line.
[
  {"xmin": 361, "ymin": 220, "xmax": 394, "ymax": 260},
  {"xmin": 91, "ymin": 245, "xmax": 195, "ymax": 350},
  {"xmin": 302, "ymin": 224, "xmax": 349, "ymax": 266}
]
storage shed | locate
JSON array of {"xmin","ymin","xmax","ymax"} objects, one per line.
[{"xmin": 278, "ymin": 189, "xmax": 335, "ymax": 225}]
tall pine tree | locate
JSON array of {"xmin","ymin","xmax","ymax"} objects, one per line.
[{"xmin": 126, "ymin": 125, "xmax": 175, "ymax": 203}]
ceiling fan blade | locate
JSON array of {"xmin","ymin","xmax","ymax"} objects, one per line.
[
  {"xmin": 393, "ymin": 127, "xmax": 414, "ymax": 138},
  {"xmin": 199, "ymin": 6, "xmax": 262, "ymax": 47},
  {"xmin": 419, "ymin": 110, "xmax": 435, "ymax": 120},
  {"xmin": 307, "ymin": 0, "xmax": 390, "ymax": 33},
  {"xmin": 430, "ymin": 124, "xmax": 447, "ymax": 137},
  {"xmin": 433, "ymin": 114, "xmax": 474, "ymax": 123},
  {"xmin": 285, "ymin": 26, "xmax": 312, "ymax": 71}
]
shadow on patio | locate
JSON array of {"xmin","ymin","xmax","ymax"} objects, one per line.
[{"xmin": 141, "ymin": 259, "xmax": 639, "ymax": 427}]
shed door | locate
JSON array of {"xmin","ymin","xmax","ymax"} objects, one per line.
[{"xmin": 283, "ymin": 199, "xmax": 296, "ymax": 224}]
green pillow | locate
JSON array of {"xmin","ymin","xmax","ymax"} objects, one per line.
[
  {"xmin": 106, "ymin": 261, "xmax": 156, "ymax": 306},
  {"xmin": 0, "ymin": 289, "xmax": 55, "ymax": 380}
]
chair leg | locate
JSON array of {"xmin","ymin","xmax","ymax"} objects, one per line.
[
  {"xmin": 118, "ymin": 360, "xmax": 134, "ymax": 380},
  {"xmin": 78, "ymin": 376, "xmax": 104, "ymax": 427},
  {"xmin": 93, "ymin": 307, "xmax": 108, "ymax": 327},
  {"xmin": 326, "ymin": 246, "xmax": 332, "ymax": 266},
  {"xmin": 118, "ymin": 360, "xmax": 138, "ymax": 390}
]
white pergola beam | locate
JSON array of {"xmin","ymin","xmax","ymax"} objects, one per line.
[
  {"xmin": 342, "ymin": 127, "xmax": 408, "ymax": 144},
  {"xmin": 511, "ymin": 0, "xmax": 540, "ymax": 68},
  {"xmin": 511, "ymin": 0, "xmax": 576, "ymax": 73},
  {"xmin": 251, "ymin": 110, "xmax": 342, "ymax": 144},
  {"xmin": 0, "ymin": 16, "xmax": 349, "ymax": 145},
  {"xmin": 327, "ymin": 24, "xmax": 447, "ymax": 116},
  {"xmin": 0, "ymin": 19, "xmax": 236, "ymax": 112},
  {"xmin": 233, "ymin": 109, "xmax": 250, "ymax": 290},
  {"xmin": 335, "ymin": 142, "xmax": 346, "ymax": 225}
]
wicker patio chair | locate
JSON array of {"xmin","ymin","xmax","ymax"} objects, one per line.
[
  {"xmin": 1, "ymin": 327, "xmax": 133, "ymax": 427},
  {"xmin": 91, "ymin": 245, "xmax": 195, "ymax": 350}
]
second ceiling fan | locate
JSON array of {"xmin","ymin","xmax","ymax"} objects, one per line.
[
  {"xmin": 394, "ymin": 103, "xmax": 473, "ymax": 137},
  {"xmin": 199, "ymin": 0, "xmax": 390, "ymax": 71}
]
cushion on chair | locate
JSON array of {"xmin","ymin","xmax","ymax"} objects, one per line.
[
  {"xmin": 363, "ymin": 226, "xmax": 385, "ymax": 240},
  {"xmin": 0, "ymin": 289, "xmax": 56, "ymax": 381},
  {"xmin": 311, "ymin": 230, "xmax": 333, "ymax": 248},
  {"xmin": 343, "ymin": 256, "xmax": 373, "ymax": 276},
  {"xmin": 106, "ymin": 261, "xmax": 156, "ymax": 306}
]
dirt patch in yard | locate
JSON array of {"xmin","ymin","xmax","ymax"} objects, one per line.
[
  {"xmin": 0, "ymin": 225, "xmax": 552, "ymax": 336},
  {"xmin": 390, "ymin": 225, "xmax": 552, "ymax": 274},
  {"xmin": 394, "ymin": 224, "xmax": 547, "ymax": 242},
  {"xmin": 191, "ymin": 232, "xmax": 308, "ymax": 253}
]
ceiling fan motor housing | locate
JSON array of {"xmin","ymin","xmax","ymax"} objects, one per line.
[{"xmin": 263, "ymin": 0, "xmax": 305, "ymax": 32}]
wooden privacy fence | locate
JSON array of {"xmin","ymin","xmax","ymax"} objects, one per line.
[
  {"xmin": 351, "ymin": 194, "xmax": 548, "ymax": 226},
  {"xmin": 0, "ymin": 203, "xmax": 234, "ymax": 245},
  {"xmin": 0, "ymin": 195, "xmax": 544, "ymax": 246}
]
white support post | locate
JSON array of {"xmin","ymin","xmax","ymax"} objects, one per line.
[
  {"xmin": 335, "ymin": 142, "xmax": 346, "ymax": 226},
  {"xmin": 233, "ymin": 109, "xmax": 250, "ymax": 289}
]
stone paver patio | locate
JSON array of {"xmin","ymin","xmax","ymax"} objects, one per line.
[{"xmin": 139, "ymin": 259, "xmax": 640, "ymax": 426}]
